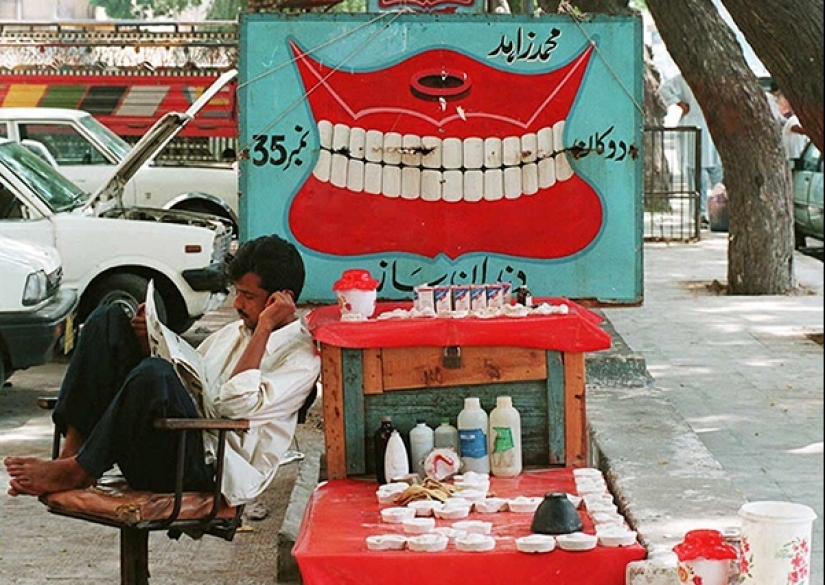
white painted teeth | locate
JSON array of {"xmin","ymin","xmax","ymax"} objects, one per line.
[{"xmin": 312, "ymin": 119, "xmax": 573, "ymax": 201}]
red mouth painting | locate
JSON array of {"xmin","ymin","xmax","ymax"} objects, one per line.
[{"xmin": 288, "ymin": 42, "xmax": 603, "ymax": 259}]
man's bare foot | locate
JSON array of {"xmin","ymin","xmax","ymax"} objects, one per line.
[{"xmin": 4, "ymin": 456, "xmax": 95, "ymax": 497}]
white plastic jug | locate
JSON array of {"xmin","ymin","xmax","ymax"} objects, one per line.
[
  {"xmin": 457, "ymin": 397, "xmax": 490, "ymax": 474},
  {"xmin": 738, "ymin": 501, "xmax": 817, "ymax": 585},
  {"xmin": 488, "ymin": 396, "xmax": 522, "ymax": 477},
  {"xmin": 409, "ymin": 420, "xmax": 434, "ymax": 478}
]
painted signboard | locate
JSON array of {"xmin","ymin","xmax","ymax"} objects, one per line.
[
  {"xmin": 366, "ymin": 0, "xmax": 485, "ymax": 14},
  {"xmin": 239, "ymin": 13, "xmax": 643, "ymax": 304}
]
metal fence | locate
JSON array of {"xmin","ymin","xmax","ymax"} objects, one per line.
[{"xmin": 643, "ymin": 126, "xmax": 702, "ymax": 242}]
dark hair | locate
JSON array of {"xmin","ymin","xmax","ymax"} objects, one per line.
[{"xmin": 227, "ymin": 234, "xmax": 306, "ymax": 301}]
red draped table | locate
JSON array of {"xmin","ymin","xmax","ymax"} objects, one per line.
[
  {"xmin": 293, "ymin": 468, "xmax": 645, "ymax": 585},
  {"xmin": 306, "ymin": 299, "xmax": 611, "ymax": 477}
]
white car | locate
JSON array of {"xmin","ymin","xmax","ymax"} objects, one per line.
[
  {"xmin": 0, "ymin": 70, "xmax": 239, "ymax": 233},
  {"xmin": 0, "ymin": 77, "xmax": 234, "ymax": 334},
  {"xmin": 0, "ymin": 234, "xmax": 77, "ymax": 384}
]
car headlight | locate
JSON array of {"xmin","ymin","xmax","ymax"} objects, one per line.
[{"xmin": 22, "ymin": 270, "xmax": 49, "ymax": 306}]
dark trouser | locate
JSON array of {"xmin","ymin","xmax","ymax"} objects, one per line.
[{"xmin": 53, "ymin": 306, "xmax": 213, "ymax": 492}]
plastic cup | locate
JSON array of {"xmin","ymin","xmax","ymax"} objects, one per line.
[{"xmin": 738, "ymin": 501, "xmax": 817, "ymax": 584}]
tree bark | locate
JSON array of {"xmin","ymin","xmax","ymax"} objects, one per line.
[
  {"xmin": 721, "ymin": 0, "xmax": 824, "ymax": 152},
  {"xmin": 647, "ymin": 0, "xmax": 795, "ymax": 294}
]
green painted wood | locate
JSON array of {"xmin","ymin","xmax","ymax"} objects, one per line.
[
  {"xmin": 361, "ymin": 381, "xmax": 554, "ymax": 476},
  {"xmin": 546, "ymin": 351, "xmax": 565, "ymax": 464},
  {"xmin": 342, "ymin": 349, "xmax": 366, "ymax": 475}
]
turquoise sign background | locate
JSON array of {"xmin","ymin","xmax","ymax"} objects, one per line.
[{"xmin": 239, "ymin": 12, "xmax": 643, "ymax": 304}]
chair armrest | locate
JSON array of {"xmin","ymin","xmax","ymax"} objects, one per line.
[{"xmin": 154, "ymin": 418, "xmax": 250, "ymax": 432}]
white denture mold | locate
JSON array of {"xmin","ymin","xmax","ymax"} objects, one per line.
[
  {"xmin": 433, "ymin": 503, "xmax": 471, "ymax": 520},
  {"xmin": 366, "ymin": 534, "xmax": 407, "ymax": 551},
  {"xmin": 507, "ymin": 496, "xmax": 543, "ymax": 514},
  {"xmin": 380, "ymin": 506, "xmax": 416, "ymax": 524},
  {"xmin": 596, "ymin": 526, "xmax": 638, "ymax": 548},
  {"xmin": 455, "ymin": 533, "xmax": 496, "ymax": 552},
  {"xmin": 556, "ymin": 532, "xmax": 598, "ymax": 551},
  {"xmin": 407, "ymin": 500, "xmax": 441, "ymax": 517},
  {"xmin": 402, "ymin": 517, "xmax": 436, "ymax": 535},
  {"xmin": 515, "ymin": 534, "xmax": 557, "ymax": 554},
  {"xmin": 474, "ymin": 497, "xmax": 508, "ymax": 514},
  {"xmin": 407, "ymin": 533, "xmax": 449, "ymax": 552}
]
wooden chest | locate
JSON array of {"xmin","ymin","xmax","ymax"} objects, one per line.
[{"xmin": 319, "ymin": 343, "xmax": 587, "ymax": 479}]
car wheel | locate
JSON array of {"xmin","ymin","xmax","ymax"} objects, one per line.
[
  {"xmin": 91, "ymin": 273, "xmax": 168, "ymax": 324},
  {"xmin": 794, "ymin": 227, "xmax": 806, "ymax": 250}
]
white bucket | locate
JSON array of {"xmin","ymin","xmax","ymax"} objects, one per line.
[{"xmin": 738, "ymin": 501, "xmax": 817, "ymax": 585}]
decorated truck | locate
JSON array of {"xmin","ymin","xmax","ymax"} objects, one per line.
[{"xmin": 0, "ymin": 20, "xmax": 238, "ymax": 154}]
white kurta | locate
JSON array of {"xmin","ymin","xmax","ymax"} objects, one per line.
[{"xmin": 197, "ymin": 318, "xmax": 320, "ymax": 506}]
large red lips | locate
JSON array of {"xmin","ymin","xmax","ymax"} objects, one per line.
[{"xmin": 288, "ymin": 41, "xmax": 603, "ymax": 259}]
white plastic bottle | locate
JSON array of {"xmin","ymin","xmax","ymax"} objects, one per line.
[
  {"xmin": 488, "ymin": 395, "xmax": 522, "ymax": 477},
  {"xmin": 434, "ymin": 417, "xmax": 460, "ymax": 452},
  {"xmin": 384, "ymin": 429, "xmax": 409, "ymax": 483},
  {"xmin": 409, "ymin": 419, "xmax": 434, "ymax": 478},
  {"xmin": 457, "ymin": 397, "xmax": 490, "ymax": 474}
]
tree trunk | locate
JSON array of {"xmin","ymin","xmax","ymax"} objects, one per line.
[
  {"xmin": 647, "ymin": 0, "xmax": 795, "ymax": 294},
  {"xmin": 721, "ymin": 0, "xmax": 824, "ymax": 152}
]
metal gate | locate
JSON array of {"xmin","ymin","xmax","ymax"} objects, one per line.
[{"xmin": 644, "ymin": 126, "xmax": 702, "ymax": 242}]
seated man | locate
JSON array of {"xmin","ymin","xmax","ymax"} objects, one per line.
[{"xmin": 5, "ymin": 234, "xmax": 321, "ymax": 507}]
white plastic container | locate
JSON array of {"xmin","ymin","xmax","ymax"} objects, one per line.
[
  {"xmin": 434, "ymin": 418, "xmax": 460, "ymax": 452},
  {"xmin": 409, "ymin": 420, "xmax": 434, "ymax": 478},
  {"xmin": 488, "ymin": 395, "xmax": 522, "ymax": 477},
  {"xmin": 457, "ymin": 397, "xmax": 490, "ymax": 474},
  {"xmin": 738, "ymin": 501, "xmax": 817, "ymax": 585},
  {"xmin": 383, "ymin": 429, "xmax": 410, "ymax": 483}
]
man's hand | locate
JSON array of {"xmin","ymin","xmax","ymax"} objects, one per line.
[
  {"xmin": 257, "ymin": 291, "xmax": 296, "ymax": 334},
  {"xmin": 677, "ymin": 101, "xmax": 690, "ymax": 116},
  {"xmin": 131, "ymin": 303, "xmax": 150, "ymax": 357}
]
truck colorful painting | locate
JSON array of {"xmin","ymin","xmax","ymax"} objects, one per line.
[{"xmin": 239, "ymin": 13, "xmax": 643, "ymax": 303}]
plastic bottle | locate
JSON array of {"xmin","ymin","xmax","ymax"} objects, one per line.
[
  {"xmin": 383, "ymin": 429, "xmax": 410, "ymax": 483},
  {"xmin": 488, "ymin": 395, "xmax": 522, "ymax": 477},
  {"xmin": 457, "ymin": 397, "xmax": 490, "ymax": 474},
  {"xmin": 434, "ymin": 417, "xmax": 460, "ymax": 452},
  {"xmin": 409, "ymin": 419, "xmax": 434, "ymax": 478},
  {"xmin": 373, "ymin": 416, "xmax": 395, "ymax": 484}
]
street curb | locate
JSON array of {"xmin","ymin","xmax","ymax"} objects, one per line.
[
  {"xmin": 588, "ymin": 316, "xmax": 747, "ymax": 584},
  {"xmin": 277, "ymin": 442, "xmax": 324, "ymax": 583},
  {"xmin": 586, "ymin": 311, "xmax": 653, "ymax": 388}
]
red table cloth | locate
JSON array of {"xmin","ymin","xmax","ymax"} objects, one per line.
[
  {"xmin": 306, "ymin": 298, "xmax": 611, "ymax": 352},
  {"xmin": 293, "ymin": 469, "xmax": 645, "ymax": 585}
]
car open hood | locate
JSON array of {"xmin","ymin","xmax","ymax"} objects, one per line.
[{"xmin": 84, "ymin": 68, "xmax": 238, "ymax": 212}]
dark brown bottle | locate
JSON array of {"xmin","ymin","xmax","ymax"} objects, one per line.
[
  {"xmin": 374, "ymin": 416, "xmax": 395, "ymax": 484},
  {"xmin": 516, "ymin": 285, "xmax": 533, "ymax": 307}
]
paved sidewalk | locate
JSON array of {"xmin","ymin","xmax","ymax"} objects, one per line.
[{"xmin": 599, "ymin": 233, "xmax": 823, "ymax": 579}]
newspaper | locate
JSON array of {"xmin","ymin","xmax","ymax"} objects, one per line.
[{"xmin": 145, "ymin": 279, "xmax": 207, "ymax": 415}]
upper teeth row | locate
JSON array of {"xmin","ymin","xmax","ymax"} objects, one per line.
[{"xmin": 312, "ymin": 120, "xmax": 573, "ymax": 201}]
